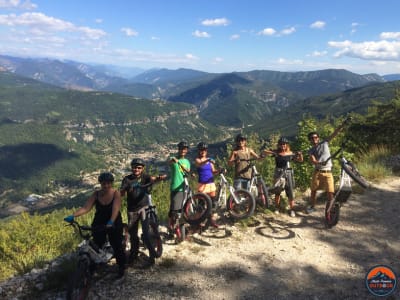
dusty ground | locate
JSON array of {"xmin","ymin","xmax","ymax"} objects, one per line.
[{"xmin": 45, "ymin": 177, "xmax": 400, "ymax": 299}]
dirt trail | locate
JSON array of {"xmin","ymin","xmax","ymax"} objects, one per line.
[{"xmin": 45, "ymin": 177, "xmax": 400, "ymax": 299}]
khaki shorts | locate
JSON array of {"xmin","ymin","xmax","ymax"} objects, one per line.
[
  {"xmin": 311, "ymin": 170, "xmax": 334, "ymax": 193},
  {"xmin": 197, "ymin": 182, "xmax": 216, "ymax": 194}
]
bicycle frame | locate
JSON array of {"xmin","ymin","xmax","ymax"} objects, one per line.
[
  {"xmin": 66, "ymin": 221, "xmax": 115, "ymax": 300},
  {"xmin": 323, "ymin": 141, "xmax": 369, "ymax": 228},
  {"xmin": 214, "ymin": 170, "xmax": 256, "ymax": 219},
  {"xmin": 326, "ymin": 162, "xmax": 352, "ymax": 213},
  {"xmin": 215, "ymin": 172, "xmax": 242, "ymax": 207},
  {"xmin": 69, "ymin": 222, "xmax": 114, "ymax": 264}
]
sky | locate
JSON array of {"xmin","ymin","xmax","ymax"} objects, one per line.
[{"xmin": 1, "ymin": 0, "xmax": 400, "ymax": 75}]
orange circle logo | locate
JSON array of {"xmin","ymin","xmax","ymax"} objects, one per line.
[{"xmin": 365, "ymin": 265, "xmax": 397, "ymax": 297}]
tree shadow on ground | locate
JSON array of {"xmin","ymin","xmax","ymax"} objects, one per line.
[{"xmin": 0, "ymin": 143, "xmax": 77, "ymax": 179}]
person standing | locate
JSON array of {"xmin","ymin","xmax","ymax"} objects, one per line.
[
  {"xmin": 228, "ymin": 134, "xmax": 260, "ymax": 190},
  {"xmin": 120, "ymin": 158, "xmax": 166, "ymax": 267},
  {"xmin": 195, "ymin": 142, "xmax": 219, "ymax": 228},
  {"xmin": 64, "ymin": 172, "xmax": 126, "ymax": 279},
  {"xmin": 263, "ymin": 137, "xmax": 303, "ymax": 217},
  {"xmin": 306, "ymin": 119, "xmax": 349, "ymax": 213},
  {"xmin": 168, "ymin": 141, "xmax": 191, "ymax": 237}
]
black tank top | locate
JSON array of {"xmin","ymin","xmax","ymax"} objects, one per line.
[
  {"xmin": 93, "ymin": 191, "xmax": 122, "ymax": 225},
  {"xmin": 275, "ymin": 154, "xmax": 292, "ymax": 169}
]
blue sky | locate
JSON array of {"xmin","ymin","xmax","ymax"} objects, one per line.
[{"xmin": 0, "ymin": 0, "xmax": 400, "ymax": 75}]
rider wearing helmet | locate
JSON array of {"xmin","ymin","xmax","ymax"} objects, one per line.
[
  {"xmin": 64, "ymin": 172, "xmax": 126, "ymax": 279},
  {"xmin": 120, "ymin": 158, "xmax": 166, "ymax": 267},
  {"xmin": 195, "ymin": 142, "xmax": 219, "ymax": 228},
  {"xmin": 263, "ymin": 137, "xmax": 303, "ymax": 217},
  {"xmin": 98, "ymin": 171, "xmax": 115, "ymax": 183},
  {"xmin": 168, "ymin": 141, "xmax": 191, "ymax": 238},
  {"xmin": 228, "ymin": 133, "xmax": 260, "ymax": 190}
]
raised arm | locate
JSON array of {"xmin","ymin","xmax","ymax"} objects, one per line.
[{"xmin": 326, "ymin": 117, "xmax": 351, "ymax": 142}]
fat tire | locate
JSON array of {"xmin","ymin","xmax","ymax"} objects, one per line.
[
  {"xmin": 227, "ymin": 189, "xmax": 256, "ymax": 219},
  {"xmin": 325, "ymin": 201, "xmax": 340, "ymax": 228},
  {"xmin": 66, "ymin": 255, "xmax": 91, "ymax": 300},
  {"xmin": 257, "ymin": 179, "xmax": 270, "ymax": 209},
  {"xmin": 141, "ymin": 212, "xmax": 163, "ymax": 258},
  {"xmin": 183, "ymin": 193, "xmax": 212, "ymax": 226},
  {"xmin": 342, "ymin": 161, "xmax": 369, "ymax": 188}
]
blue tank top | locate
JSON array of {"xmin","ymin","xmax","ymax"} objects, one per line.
[{"xmin": 197, "ymin": 162, "xmax": 214, "ymax": 184}]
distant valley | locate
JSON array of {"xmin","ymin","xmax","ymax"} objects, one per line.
[{"xmin": 1, "ymin": 54, "xmax": 399, "ymax": 216}]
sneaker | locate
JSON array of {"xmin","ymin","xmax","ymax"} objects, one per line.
[
  {"xmin": 274, "ymin": 210, "xmax": 280, "ymax": 215},
  {"xmin": 289, "ymin": 210, "xmax": 296, "ymax": 217},
  {"xmin": 128, "ymin": 251, "xmax": 138, "ymax": 264},
  {"xmin": 115, "ymin": 267, "xmax": 125, "ymax": 280},
  {"xmin": 166, "ymin": 228, "xmax": 175, "ymax": 240},
  {"xmin": 306, "ymin": 206, "xmax": 315, "ymax": 214},
  {"xmin": 140, "ymin": 257, "xmax": 155, "ymax": 269}
]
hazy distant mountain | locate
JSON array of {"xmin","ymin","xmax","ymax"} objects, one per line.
[
  {"xmin": 131, "ymin": 68, "xmax": 214, "ymax": 84},
  {"xmin": 0, "ymin": 54, "xmax": 386, "ymax": 128},
  {"xmin": 167, "ymin": 69, "xmax": 384, "ymax": 126},
  {"xmin": 0, "ymin": 54, "xmax": 129, "ymax": 91},
  {"xmin": 382, "ymin": 74, "xmax": 400, "ymax": 81}
]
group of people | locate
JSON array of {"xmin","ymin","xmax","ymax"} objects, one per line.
[{"xmin": 64, "ymin": 119, "xmax": 349, "ymax": 279}]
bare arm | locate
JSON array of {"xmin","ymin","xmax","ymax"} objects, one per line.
[
  {"xmin": 72, "ymin": 192, "xmax": 96, "ymax": 217},
  {"xmin": 249, "ymin": 148, "xmax": 261, "ymax": 160},
  {"xmin": 110, "ymin": 190, "xmax": 122, "ymax": 223},
  {"xmin": 149, "ymin": 174, "xmax": 167, "ymax": 182},
  {"xmin": 228, "ymin": 150, "xmax": 236, "ymax": 166},
  {"xmin": 326, "ymin": 118, "xmax": 350, "ymax": 142},
  {"xmin": 295, "ymin": 151, "xmax": 304, "ymax": 163}
]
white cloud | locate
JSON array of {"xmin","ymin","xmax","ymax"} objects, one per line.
[
  {"xmin": 258, "ymin": 26, "xmax": 295, "ymax": 37},
  {"xmin": 192, "ymin": 30, "xmax": 211, "ymax": 38},
  {"xmin": 259, "ymin": 27, "xmax": 276, "ymax": 36},
  {"xmin": 0, "ymin": 12, "xmax": 106, "ymax": 39},
  {"xmin": 380, "ymin": 32, "xmax": 400, "ymax": 40},
  {"xmin": 309, "ymin": 50, "xmax": 328, "ymax": 57},
  {"xmin": 310, "ymin": 21, "xmax": 326, "ymax": 29},
  {"xmin": 280, "ymin": 27, "xmax": 296, "ymax": 35},
  {"xmin": 328, "ymin": 39, "xmax": 400, "ymax": 60},
  {"xmin": 185, "ymin": 53, "xmax": 199, "ymax": 60},
  {"xmin": 277, "ymin": 58, "xmax": 304, "ymax": 65},
  {"xmin": 213, "ymin": 57, "xmax": 223, "ymax": 63},
  {"xmin": 201, "ymin": 18, "xmax": 230, "ymax": 26},
  {"xmin": 0, "ymin": 0, "xmax": 36, "ymax": 10},
  {"xmin": 230, "ymin": 34, "xmax": 240, "ymax": 40},
  {"xmin": 121, "ymin": 27, "xmax": 138, "ymax": 37}
]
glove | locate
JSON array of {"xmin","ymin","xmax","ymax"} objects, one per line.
[
  {"xmin": 106, "ymin": 220, "xmax": 114, "ymax": 227},
  {"xmin": 64, "ymin": 215, "xmax": 74, "ymax": 223}
]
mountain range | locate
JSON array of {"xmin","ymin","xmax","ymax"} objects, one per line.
[{"xmin": 1, "ymin": 54, "xmax": 400, "ymax": 204}]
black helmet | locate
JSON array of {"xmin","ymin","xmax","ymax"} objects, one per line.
[
  {"xmin": 197, "ymin": 142, "xmax": 208, "ymax": 150},
  {"xmin": 278, "ymin": 137, "xmax": 289, "ymax": 144},
  {"xmin": 130, "ymin": 158, "xmax": 145, "ymax": 167},
  {"xmin": 307, "ymin": 131, "xmax": 319, "ymax": 140},
  {"xmin": 98, "ymin": 172, "xmax": 114, "ymax": 183},
  {"xmin": 235, "ymin": 133, "xmax": 246, "ymax": 143},
  {"xmin": 177, "ymin": 141, "xmax": 189, "ymax": 149}
]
